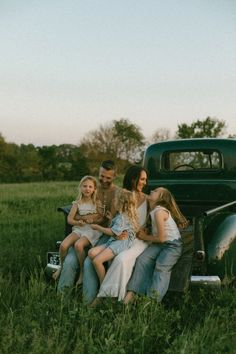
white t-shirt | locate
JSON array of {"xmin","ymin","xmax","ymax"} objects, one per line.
[{"xmin": 150, "ymin": 205, "xmax": 181, "ymax": 242}]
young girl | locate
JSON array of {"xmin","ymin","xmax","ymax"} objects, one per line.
[
  {"xmin": 88, "ymin": 189, "xmax": 139, "ymax": 288},
  {"xmin": 53, "ymin": 176, "xmax": 104, "ymax": 285},
  {"xmin": 124, "ymin": 187, "xmax": 188, "ymax": 304}
]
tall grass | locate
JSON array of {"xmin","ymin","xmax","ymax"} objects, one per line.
[
  {"xmin": 0, "ymin": 181, "xmax": 78, "ymax": 278},
  {"xmin": 0, "ymin": 182, "xmax": 235, "ymax": 353}
]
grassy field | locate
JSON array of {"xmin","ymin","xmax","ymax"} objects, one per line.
[{"xmin": 0, "ymin": 181, "xmax": 235, "ymax": 354}]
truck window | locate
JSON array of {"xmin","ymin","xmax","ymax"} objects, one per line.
[{"xmin": 163, "ymin": 150, "xmax": 222, "ymax": 172}]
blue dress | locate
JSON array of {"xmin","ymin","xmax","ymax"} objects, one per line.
[{"xmin": 104, "ymin": 213, "xmax": 136, "ymax": 256}]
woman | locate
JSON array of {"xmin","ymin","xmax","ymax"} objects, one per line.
[{"xmin": 94, "ymin": 165, "xmax": 149, "ymax": 301}]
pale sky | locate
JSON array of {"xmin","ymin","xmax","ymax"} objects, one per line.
[{"xmin": 1, "ymin": 0, "xmax": 236, "ymax": 146}]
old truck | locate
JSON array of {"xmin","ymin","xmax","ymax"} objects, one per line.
[
  {"xmin": 143, "ymin": 138, "xmax": 236, "ymax": 291},
  {"xmin": 45, "ymin": 138, "xmax": 236, "ymax": 292}
]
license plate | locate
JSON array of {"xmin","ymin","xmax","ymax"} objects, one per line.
[{"xmin": 47, "ymin": 252, "xmax": 60, "ymax": 265}]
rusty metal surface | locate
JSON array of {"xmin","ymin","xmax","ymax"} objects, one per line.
[
  {"xmin": 208, "ymin": 215, "xmax": 236, "ymax": 261},
  {"xmin": 168, "ymin": 227, "xmax": 194, "ymax": 292}
]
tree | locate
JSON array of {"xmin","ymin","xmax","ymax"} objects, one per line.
[
  {"xmin": 176, "ymin": 117, "xmax": 226, "ymax": 139},
  {"xmin": 113, "ymin": 119, "xmax": 145, "ymax": 162},
  {"xmin": 0, "ymin": 134, "xmax": 23, "ymax": 182},
  {"xmin": 37, "ymin": 145, "xmax": 59, "ymax": 180},
  {"xmin": 150, "ymin": 128, "xmax": 172, "ymax": 143},
  {"xmin": 56, "ymin": 144, "xmax": 89, "ymax": 180},
  {"xmin": 228, "ymin": 134, "xmax": 236, "ymax": 139},
  {"xmin": 17, "ymin": 144, "xmax": 42, "ymax": 181},
  {"xmin": 0, "ymin": 131, "xmax": 90, "ymax": 183},
  {"xmin": 0, "ymin": 133, "xmax": 9, "ymax": 182},
  {"xmin": 80, "ymin": 118, "xmax": 145, "ymax": 172},
  {"xmin": 38, "ymin": 144, "xmax": 89, "ymax": 181}
]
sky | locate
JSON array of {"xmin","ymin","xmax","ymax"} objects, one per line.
[{"xmin": 1, "ymin": 0, "xmax": 236, "ymax": 146}]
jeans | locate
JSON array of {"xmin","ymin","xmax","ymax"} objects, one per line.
[
  {"xmin": 83, "ymin": 257, "xmax": 100, "ymax": 303},
  {"xmin": 127, "ymin": 239, "xmax": 182, "ymax": 302},
  {"xmin": 82, "ymin": 235, "xmax": 108, "ymax": 303},
  {"xmin": 57, "ymin": 247, "xmax": 79, "ymax": 293}
]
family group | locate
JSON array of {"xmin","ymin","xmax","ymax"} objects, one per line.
[{"xmin": 53, "ymin": 160, "xmax": 188, "ymax": 306}]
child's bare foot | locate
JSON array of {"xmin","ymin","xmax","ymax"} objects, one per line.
[
  {"xmin": 76, "ymin": 273, "xmax": 83, "ymax": 287},
  {"xmin": 52, "ymin": 268, "xmax": 61, "ymax": 281},
  {"xmin": 89, "ymin": 297, "xmax": 102, "ymax": 308},
  {"xmin": 123, "ymin": 291, "xmax": 135, "ymax": 304}
]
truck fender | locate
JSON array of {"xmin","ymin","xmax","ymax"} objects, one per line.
[
  {"xmin": 207, "ymin": 214, "xmax": 236, "ymax": 261},
  {"xmin": 207, "ymin": 214, "xmax": 236, "ymax": 278}
]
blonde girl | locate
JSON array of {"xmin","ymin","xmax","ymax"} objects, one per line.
[
  {"xmin": 53, "ymin": 176, "xmax": 104, "ymax": 284},
  {"xmin": 124, "ymin": 187, "xmax": 188, "ymax": 304},
  {"xmin": 88, "ymin": 189, "xmax": 139, "ymax": 288}
]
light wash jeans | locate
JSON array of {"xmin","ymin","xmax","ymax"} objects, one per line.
[
  {"xmin": 83, "ymin": 235, "xmax": 108, "ymax": 303},
  {"xmin": 57, "ymin": 234, "xmax": 108, "ymax": 300},
  {"xmin": 57, "ymin": 247, "xmax": 79, "ymax": 293},
  {"xmin": 127, "ymin": 239, "xmax": 182, "ymax": 302}
]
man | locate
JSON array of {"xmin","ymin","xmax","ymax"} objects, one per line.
[{"xmin": 57, "ymin": 160, "xmax": 120, "ymax": 293}]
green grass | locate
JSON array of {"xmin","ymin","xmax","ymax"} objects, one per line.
[{"xmin": 0, "ymin": 182, "xmax": 236, "ymax": 354}]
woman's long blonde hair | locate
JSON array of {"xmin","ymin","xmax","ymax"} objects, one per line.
[
  {"xmin": 152, "ymin": 187, "xmax": 188, "ymax": 228},
  {"xmin": 76, "ymin": 175, "xmax": 98, "ymax": 205},
  {"xmin": 116, "ymin": 189, "xmax": 140, "ymax": 231}
]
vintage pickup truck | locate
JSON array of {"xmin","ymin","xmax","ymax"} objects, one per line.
[
  {"xmin": 45, "ymin": 138, "xmax": 236, "ymax": 292},
  {"xmin": 143, "ymin": 138, "xmax": 236, "ymax": 290}
]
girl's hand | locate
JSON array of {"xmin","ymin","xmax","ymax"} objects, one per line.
[
  {"xmin": 116, "ymin": 231, "xmax": 128, "ymax": 240},
  {"xmin": 137, "ymin": 229, "xmax": 147, "ymax": 240},
  {"xmin": 78, "ymin": 220, "xmax": 85, "ymax": 226},
  {"xmin": 91, "ymin": 224, "xmax": 99, "ymax": 230},
  {"xmin": 84, "ymin": 216, "xmax": 93, "ymax": 224}
]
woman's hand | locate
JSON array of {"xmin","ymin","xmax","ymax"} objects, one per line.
[{"xmin": 78, "ymin": 219, "xmax": 86, "ymax": 226}]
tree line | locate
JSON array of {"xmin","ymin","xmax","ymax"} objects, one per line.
[{"xmin": 0, "ymin": 117, "xmax": 233, "ymax": 183}]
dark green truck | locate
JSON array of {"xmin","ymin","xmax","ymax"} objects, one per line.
[{"xmin": 143, "ymin": 138, "xmax": 236, "ymax": 291}]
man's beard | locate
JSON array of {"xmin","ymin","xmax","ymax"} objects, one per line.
[{"xmin": 99, "ymin": 180, "xmax": 112, "ymax": 189}]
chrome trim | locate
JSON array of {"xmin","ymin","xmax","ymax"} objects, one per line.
[{"xmin": 190, "ymin": 275, "xmax": 221, "ymax": 287}]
